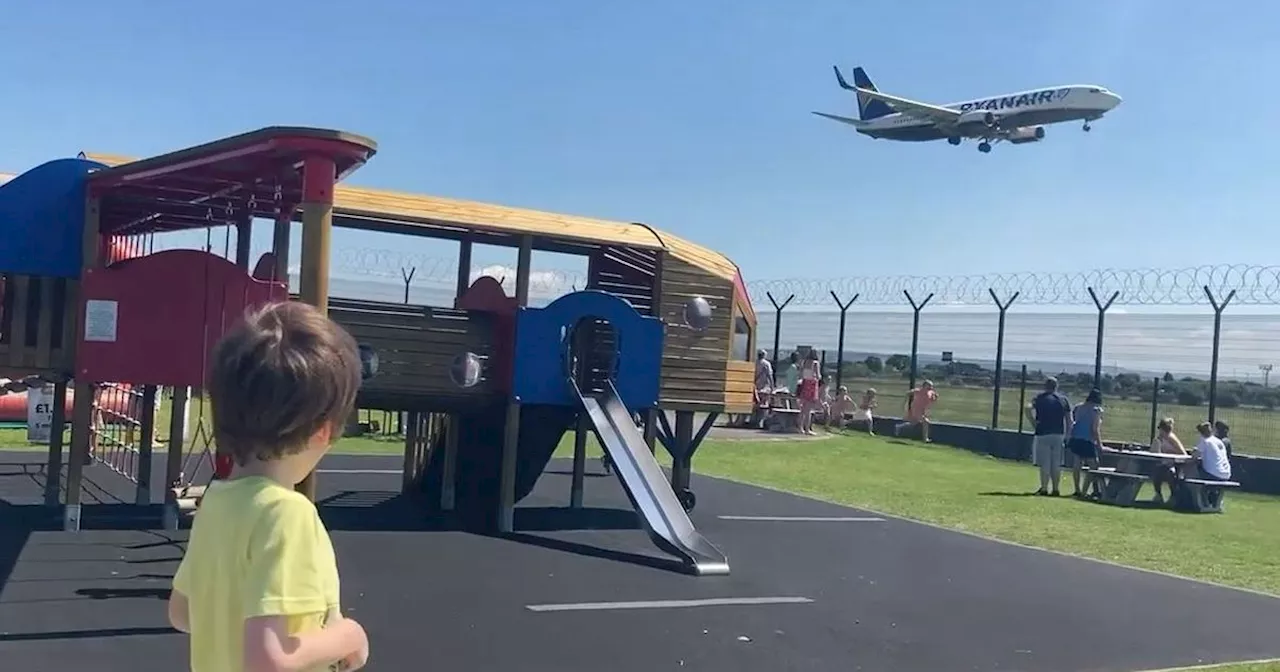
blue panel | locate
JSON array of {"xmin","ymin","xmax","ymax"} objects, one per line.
[
  {"xmin": 512, "ymin": 290, "xmax": 663, "ymax": 409},
  {"xmin": 0, "ymin": 158, "xmax": 105, "ymax": 278}
]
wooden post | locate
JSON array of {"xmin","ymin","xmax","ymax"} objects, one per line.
[
  {"xmin": 648, "ymin": 250, "xmax": 665, "ymax": 452},
  {"xmin": 455, "ymin": 238, "xmax": 472, "ymax": 299},
  {"xmin": 497, "ymin": 235, "xmax": 533, "ymax": 533},
  {"xmin": 235, "ymin": 214, "xmax": 253, "ymax": 270},
  {"xmin": 513, "ymin": 235, "xmax": 532, "ymax": 305},
  {"xmin": 570, "ymin": 413, "xmax": 588, "ymax": 508},
  {"xmin": 134, "ymin": 385, "xmax": 157, "ymax": 505},
  {"xmin": 671, "ymin": 410, "xmax": 694, "ymax": 493},
  {"xmin": 402, "ymin": 412, "xmax": 419, "ymax": 494},
  {"xmin": 271, "ymin": 212, "xmax": 292, "ymax": 285},
  {"xmin": 162, "ymin": 386, "xmax": 190, "ymax": 530},
  {"xmin": 497, "ymin": 401, "xmax": 522, "ymax": 533},
  {"xmin": 441, "ymin": 414, "xmax": 459, "ymax": 510},
  {"xmin": 42, "ymin": 380, "xmax": 68, "ymax": 506},
  {"xmin": 643, "ymin": 408, "xmax": 659, "ymax": 454},
  {"xmin": 295, "ymin": 157, "xmax": 336, "ymax": 501},
  {"xmin": 64, "ymin": 196, "xmax": 103, "ymax": 531}
]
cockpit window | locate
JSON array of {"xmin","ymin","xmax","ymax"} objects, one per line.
[{"xmin": 1090, "ymin": 88, "xmax": 1105, "ymax": 93}]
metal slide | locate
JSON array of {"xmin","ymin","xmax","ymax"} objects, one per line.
[{"xmin": 572, "ymin": 379, "xmax": 729, "ymax": 576}]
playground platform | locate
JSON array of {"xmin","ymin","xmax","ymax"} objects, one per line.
[{"xmin": 3, "ymin": 450, "xmax": 1280, "ymax": 671}]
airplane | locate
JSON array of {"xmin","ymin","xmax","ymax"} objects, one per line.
[{"xmin": 813, "ymin": 66, "xmax": 1122, "ymax": 153}]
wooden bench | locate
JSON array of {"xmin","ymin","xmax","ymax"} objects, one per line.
[
  {"xmin": 765, "ymin": 408, "xmax": 801, "ymax": 433},
  {"xmin": 1086, "ymin": 469, "xmax": 1149, "ymax": 506},
  {"xmin": 1172, "ymin": 478, "xmax": 1240, "ymax": 514}
]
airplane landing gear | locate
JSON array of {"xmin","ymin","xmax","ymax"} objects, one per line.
[
  {"xmin": 1083, "ymin": 122, "xmax": 1092, "ymax": 132},
  {"xmin": 978, "ymin": 141, "xmax": 992, "ymax": 153},
  {"xmin": 947, "ymin": 136, "xmax": 962, "ymax": 146}
]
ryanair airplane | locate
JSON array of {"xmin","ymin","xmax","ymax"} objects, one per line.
[{"xmin": 813, "ymin": 66, "xmax": 1122, "ymax": 153}]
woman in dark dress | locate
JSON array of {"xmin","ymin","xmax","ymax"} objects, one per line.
[{"xmin": 1066, "ymin": 389, "xmax": 1104, "ymax": 498}]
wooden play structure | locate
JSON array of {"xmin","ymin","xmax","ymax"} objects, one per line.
[{"xmin": 1, "ymin": 126, "xmax": 756, "ymax": 575}]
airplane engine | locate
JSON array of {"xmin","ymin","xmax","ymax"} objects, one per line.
[
  {"xmin": 1007, "ymin": 126, "xmax": 1046, "ymax": 144},
  {"xmin": 957, "ymin": 110, "xmax": 998, "ymax": 128}
]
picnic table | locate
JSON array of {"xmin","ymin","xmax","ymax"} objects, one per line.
[
  {"xmin": 1101, "ymin": 446, "xmax": 1193, "ymax": 472},
  {"xmin": 1090, "ymin": 445, "xmax": 1238, "ymax": 512},
  {"xmin": 760, "ymin": 390, "xmax": 802, "ymax": 433}
]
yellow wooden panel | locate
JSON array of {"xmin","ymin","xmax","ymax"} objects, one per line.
[
  {"xmin": 82, "ymin": 150, "xmax": 743, "ymax": 282},
  {"xmin": 722, "ymin": 389, "xmax": 755, "ymax": 414},
  {"xmin": 724, "ymin": 361, "xmax": 755, "ymax": 385}
]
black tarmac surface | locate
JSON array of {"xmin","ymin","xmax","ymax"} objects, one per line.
[{"xmin": 2, "ymin": 449, "xmax": 1280, "ymax": 671}]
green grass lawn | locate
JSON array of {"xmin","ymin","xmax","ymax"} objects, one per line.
[{"xmin": 840, "ymin": 377, "xmax": 1280, "ymax": 458}]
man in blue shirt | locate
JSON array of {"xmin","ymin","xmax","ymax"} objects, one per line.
[{"xmin": 1027, "ymin": 377, "xmax": 1071, "ymax": 496}]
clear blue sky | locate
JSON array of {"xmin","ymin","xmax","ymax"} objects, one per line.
[{"xmin": 4, "ymin": 0, "xmax": 1278, "ymax": 282}]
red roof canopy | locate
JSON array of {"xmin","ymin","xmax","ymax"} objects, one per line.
[{"xmin": 87, "ymin": 126, "xmax": 377, "ymax": 236}]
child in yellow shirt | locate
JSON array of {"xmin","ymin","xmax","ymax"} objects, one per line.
[{"xmin": 168, "ymin": 302, "xmax": 370, "ymax": 672}]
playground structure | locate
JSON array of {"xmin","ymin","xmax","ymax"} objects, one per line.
[{"xmin": 0, "ymin": 126, "xmax": 757, "ymax": 575}]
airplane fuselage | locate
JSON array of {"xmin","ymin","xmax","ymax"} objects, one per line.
[{"xmin": 857, "ymin": 85, "xmax": 1119, "ymax": 142}]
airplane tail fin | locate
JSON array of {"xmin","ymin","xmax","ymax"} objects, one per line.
[{"xmin": 834, "ymin": 66, "xmax": 894, "ymax": 121}]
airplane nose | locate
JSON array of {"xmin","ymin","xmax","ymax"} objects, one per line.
[{"xmin": 1107, "ymin": 92, "xmax": 1123, "ymax": 108}]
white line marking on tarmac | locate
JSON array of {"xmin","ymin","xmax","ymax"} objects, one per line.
[
  {"xmin": 718, "ymin": 515, "xmax": 885, "ymax": 522},
  {"xmin": 525, "ymin": 597, "xmax": 814, "ymax": 613},
  {"xmin": 316, "ymin": 469, "xmax": 401, "ymax": 474}
]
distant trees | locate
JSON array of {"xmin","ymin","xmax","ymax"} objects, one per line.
[{"xmin": 820, "ymin": 355, "xmax": 1280, "ymax": 412}]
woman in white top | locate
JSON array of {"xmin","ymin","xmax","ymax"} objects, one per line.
[{"xmin": 1191, "ymin": 421, "xmax": 1233, "ymax": 481}]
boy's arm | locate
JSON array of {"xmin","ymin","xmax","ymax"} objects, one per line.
[
  {"xmin": 241, "ymin": 499, "xmax": 363, "ymax": 672},
  {"xmin": 168, "ymin": 590, "xmax": 191, "ymax": 633},
  {"xmin": 243, "ymin": 615, "xmax": 366, "ymax": 672},
  {"xmin": 169, "ymin": 545, "xmax": 193, "ymax": 633}
]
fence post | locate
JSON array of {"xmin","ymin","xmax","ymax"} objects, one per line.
[
  {"xmin": 1017, "ymin": 364, "xmax": 1028, "ymax": 434},
  {"xmin": 988, "ymin": 289, "xmax": 1020, "ymax": 429},
  {"xmin": 829, "ymin": 291, "xmax": 859, "ymax": 392},
  {"xmin": 1203, "ymin": 286, "xmax": 1237, "ymax": 423},
  {"xmin": 1087, "ymin": 288, "xmax": 1120, "ymax": 387},
  {"xmin": 400, "ymin": 266, "xmax": 416, "ymax": 304},
  {"xmin": 904, "ymin": 290, "xmax": 934, "ymax": 391},
  {"xmin": 1149, "ymin": 376, "xmax": 1160, "ymax": 444},
  {"xmin": 766, "ymin": 292, "xmax": 794, "ymax": 374}
]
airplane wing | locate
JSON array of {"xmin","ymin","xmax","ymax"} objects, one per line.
[
  {"xmin": 810, "ymin": 111, "xmax": 863, "ymax": 127},
  {"xmin": 852, "ymin": 87, "xmax": 961, "ymax": 126}
]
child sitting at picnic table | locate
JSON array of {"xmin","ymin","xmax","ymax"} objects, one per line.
[
  {"xmin": 825, "ymin": 385, "xmax": 855, "ymax": 428},
  {"xmin": 1149, "ymin": 417, "xmax": 1189, "ymax": 505}
]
